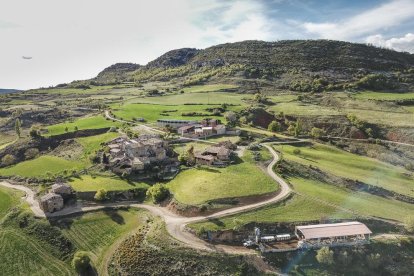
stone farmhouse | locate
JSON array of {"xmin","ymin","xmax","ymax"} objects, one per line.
[
  {"xmin": 178, "ymin": 119, "xmax": 227, "ymax": 138},
  {"xmin": 105, "ymin": 135, "xmax": 179, "ymax": 176},
  {"xmin": 39, "ymin": 182, "xmax": 74, "ymax": 213},
  {"xmin": 195, "ymin": 142, "xmax": 235, "ymax": 166}
]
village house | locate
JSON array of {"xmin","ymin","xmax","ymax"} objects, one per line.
[
  {"xmin": 105, "ymin": 135, "xmax": 179, "ymax": 176},
  {"xmin": 194, "ymin": 142, "xmax": 235, "ymax": 166},
  {"xmin": 178, "ymin": 119, "xmax": 227, "ymax": 138},
  {"xmin": 40, "ymin": 193, "xmax": 64, "ymax": 213},
  {"xmin": 51, "ymin": 182, "xmax": 73, "ymax": 196}
]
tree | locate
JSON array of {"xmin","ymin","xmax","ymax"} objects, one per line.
[
  {"xmin": 337, "ymin": 250, "xmax": 352, "ymax": 267},
  {"xmin": 287, "ymin": 124, "xmax": 296, "ymax": 136},
  {"xmin": 1, "ymin": 154, "xmax": 16, "ymax": 166},
  {"xmin": 94, "ymin": 189, "xmax": 108, "ymax": 201},
  {"xmin": 64, "ymin": 126, "xmax": 69, "ymax": 132},
  {"xmin": 29, "ymin": 126, "xmax": 41, "ymax": 138},
  {"xmin": 224, "ymin": 111, "xmax": 237, "ymax": 127},
  {"xmin": 74, "ymin": 126, "xmax": 78, "ymax": 132},
  {"xmin": 15, "ymin": 118, "xmax": 21, "ymax": 138},
  {"xmin": 316, "ymin": 246, "xmax": 334, "ymax": 265},
  {"xmin": 267, "ymin": 121, "xmax": 280, "ymax": 132},
  {"xmin": 146, "ymin": 183, "xmax": 170, "ymax": 203},
  {"xmin": 310, "ymin": 127, "xmax": 325, "ymax": 138},
  {"xmin": 366, "ymin": 253, "xmax": 381, "ymax": 270},
  {"xmin": 404, "ymin": 215, "xmax": 414, "ymax": 233},
  {"xmin": 186, "ymin": 145, "xmax": 195, "ymax": 166},
  {"xmin": 24, "ymin": 148, "xmax": 39, "ymax": 160},
  {"xmin": 71, "ymin": 251, "xmax": 91, "ymax": 273},
  {"xmin": 294, "ymin": 119, "xmax": 302, "ymax": 137}
]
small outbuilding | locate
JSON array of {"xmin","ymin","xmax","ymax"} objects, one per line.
[
  {"xmin": 51, "ymin": 183, "xmax": 73, "ymax": 195},
  {"xmin": 39, "ymin": 193, "xmax": 64, "ymax": 213}
]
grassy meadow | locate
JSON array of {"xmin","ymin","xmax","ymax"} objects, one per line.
[
  {"xmin": 0, "ymin": 187, "xmax": 23, "ymax": 220},
  {"xmin": 46, "ymin": 116, "xmax": 120, "ymax": 136},
  {"xmin": 354, "ymin": 91, "xmax": 414, "ymax": 101},
  {"xmin": 0, "ymin": 155, "xmax": 84, "ymax": 178},
  {"xmin": 166, "ymin": 151, "xmax": 278, "ymax": 205},
  {"xmin": 274, "ymin": 143, "xmax": 414, "ymax": 197},
  {"xmin": 189, "ymin": 194, "xmax": 354, "ymax": 231},
  {"xmin": 68, "ymin": 175, "xmax": 149, "ymax": 192}
]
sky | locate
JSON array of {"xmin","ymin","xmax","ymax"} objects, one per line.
[{"xmin": 1, "ymin": 0, "xmax": 414, "ymax": 90}]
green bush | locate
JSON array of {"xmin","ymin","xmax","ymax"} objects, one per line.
[
  {"xmin": 1, "ymin": 154, "xmax": 16, "ymax": 166},
  {"xmin": 72, "ymin": 251, "xmax": 91, "ymax": 273},
  {"xmin": 146, "ymin": 183, "xmax": 170, "ymax": 203},
  {"xmin": 94, "ymin": 189, "xmax": 108, "ymax": 201}
]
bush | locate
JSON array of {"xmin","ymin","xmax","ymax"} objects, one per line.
[
  {"xmin": 316, "ymin": 246, "xmax": 334, "ymax": 265},
  {"xmin": 293, "ymin": 148, "xmax": 301, "ymax": 155},
  {"xmin": 72, "ymin": 251, "xmax": 91, "ymax": 273},
  {"xmin": 24, "ymin": 148, "xmax": 39, "ymax": 160},
  {"xmin": 146, "ymin": 183, "xmax": 170, "ymax": 203},
  {"xmin": 94, "ymin": 189, "xmax": 108, "ymax": 201},
  {"xmin": 310, "ymin": 127, "xmax": 325, "ymax": 138},
  {"xmin": 1, "ymin": 154, "xmax": 16, "ymax": 166},
  {"xmin": 267, "ymin": 120, "xmax": 280, "ymax": 132},
  {"xmin": 404, "ymin": 215, "xmax": 414, "ymax": 233}
]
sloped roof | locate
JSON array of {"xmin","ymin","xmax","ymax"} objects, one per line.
[
  {"xmin": 195, "ymin": 154, "xmax": 215, "ymax": 161},
  {"xmin": 205, "ymin": 146, "xmax": 230, "ymax": 156},
  {"xmin": 296, "ymin": 222, "xmax": 372, "ymax": 239},
  {"xmin": 41, "ymin": 193, "xmax": 63, "ymax": 202}
]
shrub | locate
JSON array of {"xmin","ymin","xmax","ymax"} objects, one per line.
[
  {"xmin": 404, "ymin": 215, "xmax": 414, "ymax": 233},
  {"xmin": 94, "ymin": 189, "xmax": 108, "ymax": 201},
  {"xmin": 1, "ymin": 154, "xmax": 16, "ymax": 166},
  {"xmin": 267, "ymin": 120, "xmax": 280, "ymax": 132},
  {"xmin": 316, "ymin": 246, "xmax": 334, "ymax": 265},
  {"xmin": 293, "ymin": 148, "xmax": 301, "ymax": 155},
  {"xmin": 24, "ymin": 148, "xmax": 39, "ymax": 160},
  {"xmin": 310, "ymin": 127, "xmax": 325, "ymax": 138},
  {"xmin": 146, "ymin": 183, "xmax": 170, "ymax": 203},
  {"xmin": 72, "ymin": 251, "xmax": 91, "ymax": 273}
]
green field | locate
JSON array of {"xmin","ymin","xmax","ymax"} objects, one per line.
[
  {"xmin": 0, "ymin": 230, "xmax": 73, "ymax": 276},
  {"xmin": 189, "ymin": 194, "xmax": 353, "ymax": 231},
  {"xmin": 68, "ymin": 175, "xmax": 150, "ymax": 192},
  {"xmin": 166, "ymin": 151, "xmax": 278, "ymax": 205},
  {"xmin": 60, "ymin": 209, "xmax": 148, "ymax": 274},
  {"xmin": 0, "ymin": 187, "xmax": 23, "ymax": 220},
  {"xmin": 354, "ymin": 91, "xmax": 414, "ymax": 101},
  {"xmin": 128, "ymin": 92, "xmax": 249, "ymax": 105},
  {"xmin": 111, "ymin": 103, "xmax": 236, "ymax": 123},
  {"xmin": 76, "ymin": 132, "xmax": 119, "ymax": 160},
  {"xmin": 182, "ymin": 84, "xmax": 238, "ymax": 93},
  {"xmin": 0, "ymin": 155, "xmax": 84, "ymax": 178},
  {"xmin": 289, "ymin": 177, "xmax": 414, "ymax": 221},
  {"xmin": 274, "ymin": 143, "xmax": 414, "ymax": 197},
  {"xmin": 268, "ymin": 100, "xmax": 414, "ymax": 127},
  {"xmin": 46, "ymin": 116, "xmax": 120, "ymax": 136}
]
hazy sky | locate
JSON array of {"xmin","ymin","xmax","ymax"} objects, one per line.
[{"xmin": 1, "ymin": 0, "xmax": 414, "ymax": 90}]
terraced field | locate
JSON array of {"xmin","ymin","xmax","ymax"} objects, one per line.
[
  {"xmin": 0, "ymin": 230, "xmax": 73, "ymax": 276},
  {"xmin": 128, "ymin": 92, "xmax": 249, "ymax": 105},
  {"xmin": 68, "ymin": 175, "xmax": 149, "ymax": 192},
  {"xmin": 59, "ymin": 209, "xmax": 148, "ymax": 274},
  {"xmin": 274, "ymin": 143, "xmax": 414, "ymax": 197},
  {"xmin": 354, "ymin": 91, "xmax": 414, "ymax": 101}
]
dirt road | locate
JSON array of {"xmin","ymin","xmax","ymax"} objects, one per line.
[{"xmin": 0, "ymin": 143, "xmax": 291, "ymax": 254}]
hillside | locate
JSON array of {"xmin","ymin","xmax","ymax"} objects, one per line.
[{"xmin": 91, "ymin": 40, "xmax": 414, "ymax": 92}]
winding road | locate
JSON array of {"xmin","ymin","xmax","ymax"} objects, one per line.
[{"xmin": 0, "ymin": 144, "xmax": 291, "ymax": 254}]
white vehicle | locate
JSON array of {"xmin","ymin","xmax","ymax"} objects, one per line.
[{"xmin": 243, "ymin": 240, "xmax": 255, "ymax": 247}]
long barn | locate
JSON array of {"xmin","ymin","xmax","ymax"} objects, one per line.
[{"xmin": 295, "ymin": 221, "xmax": 372, "ymax": 249}]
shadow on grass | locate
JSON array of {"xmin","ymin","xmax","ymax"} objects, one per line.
[
  {"xmin": 103, "ymin": 209, "xmax": 125, "ymax": 225},
  {"xmin": 206, "ymin": 218, "xmax": 225, "ymax": 227},
  {"xmin": 196, "ymin": 166, "xmax": 221, "ymax": 173}
]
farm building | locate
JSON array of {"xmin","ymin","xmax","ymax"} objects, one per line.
[
  {"xmin": 39, "ymin": 193, "xmax": 64, "ymax": 213},
  {"xmin": 157, "ymin": 119, "xmax": 197, "ymax": 129},
  {"xmin": 195, "ymin": 143, "xmax": 235, "ymax": 166},
  {"xmin": 295, "ymin": 221, "xmax": 372, "ymax": 249},
  {"xmin": 51, "ymin": 182, "xmax": 73, "ymax": 195}
]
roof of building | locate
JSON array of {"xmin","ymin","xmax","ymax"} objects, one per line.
[
  {"xmin": 205, "ymin": 146, "xmax": 231, "ymax": 156},
  {"xmin": 108, "ymin": 144, "xmax": 120, "ymax": 149},
  {"xmin": 195, "ymin": 154, "xmax": 215, "ymax": 161},
  {"xmin": 178, "ymin": 125, "xmax": 196, "ymax": 132},
  {"xmin": 41, "ymin": 193, "xmax": 63, "ymax": 202},
  {"xmin": 214, "ymin": 124, "xmax": 226, "ymax": 130},
  {"xmin": 296, "ymin": 222, "xmax": 372, "ymax": 240},
  {"xmin": 202, "ymin": 127, "xmax": 213, "ymax": 130}
]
